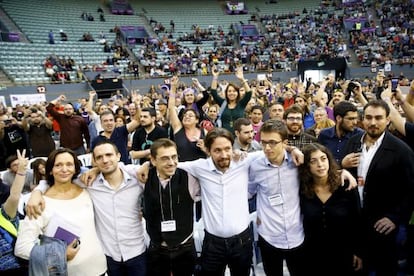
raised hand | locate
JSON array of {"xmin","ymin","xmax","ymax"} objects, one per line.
[
  {"xmin": 235, "ymin": 66, "xmax": 244, "ymax": 80},
  {"xmin": 89, "ymin": 90, "xmax": 97, "ymax": 97},
  {"xmin": 170, "ymin": 76, "xmax": 179, "ymax": 88},
  {"xmin": 212, "ymin": 65, "xmax": 219, "ymax": 78},
  {"xmin": 16, "ymin": 149, "xmax": 28, "ymax": 173}
]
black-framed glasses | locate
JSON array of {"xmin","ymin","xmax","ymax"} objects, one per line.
[
  {"xmin": 260, "ymin": 140, "xmax": 283, "ymax": 148},
  {"xmin": 286, "ymin": 117, "xmax": 302, "ymax": 121}
]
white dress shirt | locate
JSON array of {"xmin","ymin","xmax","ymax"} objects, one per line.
[
  {"xmin": 357, "ymin": 132, "xmax": 385, "ymax": 206},
  {"xmin": 178, "ymin": 153, "xmax": 260, "ymax": 238},
  {"xmin": 87, "ymin": 163, "xmax": 146, "ymax": 262}
]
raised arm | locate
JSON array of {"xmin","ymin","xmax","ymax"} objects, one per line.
[
  {"xmin": 168, "ymin": 76, "xmax": 183, "ymax": 133},
  {"xmin": 400, "ymin": 81, "xmax": 414, "ymax": 122},
  {"xmin": 86, "ymin": 90, "xmax": 97, "ymax": 116},
  {"xmin": 406, "ymin": 80, "xmax": 414, "ymax": 106},
  {"xmin": 211, "ymin": 65, "xmax": 219, "ymax": 90},
  {"xmin": 381, "ymin": 84, "xmax": 413, "ymax": 136},
  {"xmin": 235, "ymin": 66, "xmax": 251, "ymax": 95},
  {"xmin": 126, "ymin": 90, "xmax": 141, "ymax": 133},
  {"xmin": 352, "ymin": 82, "xmax": 368, "ymax": 107},
  {"xmin": 46, "ymin": 94, "xmax": 66, "ymax": 118},
  {"xmin": 3, "ymin": 149, "xmax": 28, "ymax": 219}
]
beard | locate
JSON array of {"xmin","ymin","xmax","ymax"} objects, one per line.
[
  {"xmin": 214, "ymin": 158, "xmax": 230, "ymax": 171},
  {"xmin": 288, "ymin": 124, "xmax": 301, "ymax": 134},
  {"xmin": 366, "ymin": 127, "xmax": 384, "ymax": 139}
]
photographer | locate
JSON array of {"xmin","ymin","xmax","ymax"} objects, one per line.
[
  {"xmin": 21, "ymin": 107, "xmax": 55, "ymax": 158},
  {"xmin": 0, "ymin": 113, "xmax": 29, "ymax": 159},
  {"xmin": 345, "ymin": 81, "xmax": 368, "ymax": 107}
]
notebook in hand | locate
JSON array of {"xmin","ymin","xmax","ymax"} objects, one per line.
[
  {"xmin": 54, "ymin": 226, "xmax": 79, "ymax": 245},
  {"xmin": 45, "ymin": 213, "xmax": 81, "ymax": 245}
]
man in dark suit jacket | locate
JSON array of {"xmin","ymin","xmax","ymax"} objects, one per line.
[{"xmin": 342, "ymin": 100, "xmax": 414, "ymax": 276}]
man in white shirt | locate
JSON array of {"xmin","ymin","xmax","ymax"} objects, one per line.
[
  {"xmin": 27, "ymin": 141, "xmax": 147, "ymax": 276},
  {"xmin": 178, "ymin": 127, "xmax": 257, "ymax": 276}
]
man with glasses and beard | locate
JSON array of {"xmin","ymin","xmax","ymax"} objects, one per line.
[
  {"xmin": 318, "ymin": 101, "xmax": 364, "ymax": 165},
  {"xmin": 283, "ymin": 105, "xmax": 316, "ymax": 151}
]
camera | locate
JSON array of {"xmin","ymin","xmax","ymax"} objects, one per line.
[
  {"xmin": 347, "ymin": 82, "xmax": 358, "ymax": 93},
  {"xmin": 391, "ymin": 78, "xmax": 399, "ymax": 92}
]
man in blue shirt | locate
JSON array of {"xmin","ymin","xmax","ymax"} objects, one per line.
[
  {"xmin": 91, "ymin": 110, "xmax": 140, "ymax": 164},
  {"xmin": 318, "ymin": 101, "xmax": 364, "ymax": 165},
  {"xmin": 248, "ymin": 119, "xmax": 305, "ymax": 276}
]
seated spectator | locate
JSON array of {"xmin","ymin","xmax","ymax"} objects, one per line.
[
  {"xmin": 59, "ymin": 30, "xmax": 68, "ymax": 41},
  {"xmin": 79, "ymin": 32, "xmax": 94, "ymax": 42}
]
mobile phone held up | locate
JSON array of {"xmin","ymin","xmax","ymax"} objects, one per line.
[{"xmin": 391, "ymin": 78, "xmax": 399, "ymax": 92}]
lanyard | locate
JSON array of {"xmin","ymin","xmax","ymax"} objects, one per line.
[{"xmin": 158, "ymin": 178, "xmax": 174, "ymax": 221}]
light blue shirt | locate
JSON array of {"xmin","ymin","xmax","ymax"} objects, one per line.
[
  {"xmin": 178, "ymin": 153, "xmax": 260, "ymax": 238},
  {"xmin": 248, "ymin": 151, "xmax": 304, "ymax": 249}
]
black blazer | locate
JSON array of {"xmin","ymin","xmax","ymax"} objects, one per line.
[{"xmin": 342, "ymin": 131, "xmax": 414, "ymax": 227}]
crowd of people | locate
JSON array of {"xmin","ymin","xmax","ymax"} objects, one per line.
[
  {"xmin": 0, "ymin": 66, "xmax": 413, "ymax": 275},
  {"xmin": 1, "ymin": 0, "xmax": 414, "ymax": 275},
  {"xmin": 36, "ymin": 0, "xmax": 414, "ymax": 84},
  {"xmin": 352, "ymin": 0, "xmax": 414, "ymax": 67},
  {"xmin": 131, "ymin": 0, "xmax": 413, "ymax": 79}
]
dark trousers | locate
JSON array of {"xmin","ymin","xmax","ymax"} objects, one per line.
[
  {"xmin": 2, "ymin": 267, "xmax": 28, "ymax": 276},
  {"xmin": 72, "ymin": 145, "xmax": 86, "ymax": 156},
  {"xmin": 147, "ymin": 238, "xmax": 196, "ymax": 276},
  {"xmin": 258, "ymin": 235, "xmax": 306, "ymax": 276},
  {"xmin": 364, "ymin": 230, "xmax": 398, "ymax": 276},
  {"xmin": 106, "ymin": 252, "xmax": 146, "ymax": 276},
  {"xmin": 200, "ymin": 227, "xmax": 253, "ymax": 276},
  {"xmin": 407, "ymin": 225, "xmax": 414, "ymax": 274}
]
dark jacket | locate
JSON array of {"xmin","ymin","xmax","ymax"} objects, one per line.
[{"xmin": 342, "ymin": 131, "xmax": 414, "ymax": 227}]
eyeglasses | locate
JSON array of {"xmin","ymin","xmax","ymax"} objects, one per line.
[
  {"xmin": 286, "ymin": 117, "xmax": 302, "ymax": 122},
  {"xmin": 158, "ymin": 155, "xmax": 178, "ymax": 163},
  {"xmin": 260, "ymin": 140, "xmax": 283, "ymax": 148}
]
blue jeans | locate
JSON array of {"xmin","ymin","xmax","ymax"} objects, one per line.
[
  {"xmin": 106, "ymin": 252, "xmax": 146, "ymax": 276},
  {"xmin": 200, "ymin": 227, "xmax": 252, "ymax": 276}
]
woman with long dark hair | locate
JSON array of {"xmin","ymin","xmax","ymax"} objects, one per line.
[
  {"xmin": 298, "ymin": 143, "xmax": 363, "ymax": 276},
  {"xmin": 209, "ymin": 65, "xmax": 253, "ymax": 134},
  {"xmin": 168, "ymin": 76, "xmax": 207, "ymax": 162},
  {"xmin": 30, "ymin": 158, "xmax": 46, "ymax": 191}
]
